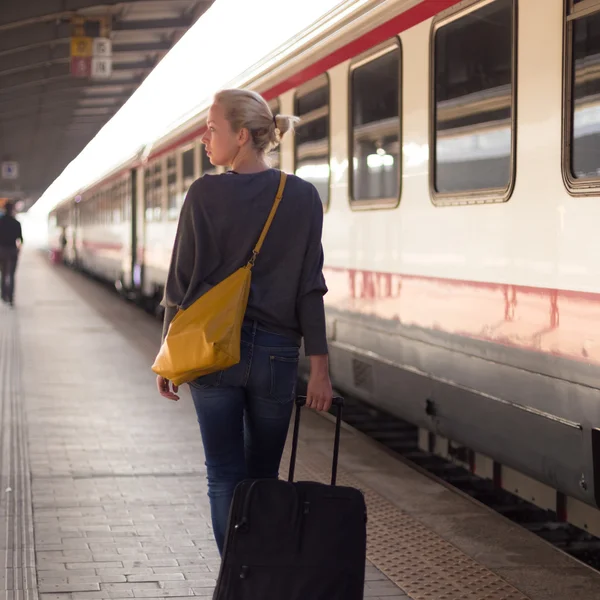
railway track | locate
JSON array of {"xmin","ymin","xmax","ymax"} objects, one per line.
[{"xmin": 314, "ymin": 388, "xmax": 600, "ymax": 571}]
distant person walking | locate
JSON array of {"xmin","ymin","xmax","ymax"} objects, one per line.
[{"xmin": 0, "ymin": 202, "xmax": 23, "ymax": 306}]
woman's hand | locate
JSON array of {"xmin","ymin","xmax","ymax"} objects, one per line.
[
  {"xmin": 306, "ymin": 355, "xmax": 333, "ymax": 412},
  {"xmin": 157, "ymin": 376, "xmax": 180, "ymax": 401}
]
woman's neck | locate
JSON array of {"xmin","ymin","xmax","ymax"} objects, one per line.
[{"xmin": 230, "ymin": 150, "xmax": 270, "ymax": 174}]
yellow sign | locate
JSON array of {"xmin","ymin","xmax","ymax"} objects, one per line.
[{"xmin": 71, "ymin": 37, "xmax": 92, "ymax": 58}]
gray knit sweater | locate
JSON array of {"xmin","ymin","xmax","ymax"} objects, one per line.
[{"xmin": 161, "ymin": 168, "xmax": 328, "ymax": 356}]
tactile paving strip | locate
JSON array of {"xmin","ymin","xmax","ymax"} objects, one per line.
[
  {"xmin": 0, "ymin": 310, "xmax": 38, "ymax": 600},
  {"xmin": 282, "ymin": 436, "xmax": 531, "ymax": 600}
]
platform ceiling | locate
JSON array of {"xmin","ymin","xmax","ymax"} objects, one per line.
[{"xmin": 0, "ymin": 0, "xmax": 214, "ymax": 210}]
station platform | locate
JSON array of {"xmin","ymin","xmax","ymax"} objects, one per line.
[{"xmin": 3, "ymin": 251, "xmax": 600, "ymax": 600}]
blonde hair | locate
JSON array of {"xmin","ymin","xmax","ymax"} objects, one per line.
[{"xmin": 214, "ymin": 89, "xmax": 299, "ymax": 154}]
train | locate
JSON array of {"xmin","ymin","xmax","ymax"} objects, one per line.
[{"xmin": 48, "ymin": 0, "xmax": 600, "ymax": 536}]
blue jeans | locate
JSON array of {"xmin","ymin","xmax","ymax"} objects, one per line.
[{"xmin": 188, "ymin": 320, "xmax": 299, "ymax": 555}]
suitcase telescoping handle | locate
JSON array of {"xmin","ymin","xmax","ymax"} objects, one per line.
[{"xmin": 288, "ymin": 395, "xmax": 344, "ymax": 486}]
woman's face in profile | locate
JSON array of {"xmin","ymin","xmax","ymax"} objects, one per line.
[{"xmin": 201, "ymin": 103, "xmax": 239, "ymax": 167}]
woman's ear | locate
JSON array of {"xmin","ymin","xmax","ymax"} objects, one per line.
[{"xmin": 237, "ymin": 127, "xmax": 250, "ymax": 146}]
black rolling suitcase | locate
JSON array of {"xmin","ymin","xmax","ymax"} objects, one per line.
[{"xmin": 213, "ymin": 396, "xmax": 367, "ymax": 600}]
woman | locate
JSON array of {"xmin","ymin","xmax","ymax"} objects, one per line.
[{"xmin": 156, "ymin": 89, "xmax": 333, "ymax": 555}]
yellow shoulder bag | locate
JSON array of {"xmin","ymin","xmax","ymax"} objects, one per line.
[{"xmin": 151, "ymin": 171, "xmax": 288, "ymax": 386}]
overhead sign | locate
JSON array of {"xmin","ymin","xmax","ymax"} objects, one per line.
[
  {"xmin": 71, "ymin": 57, "xmax": 92, "ymax": 78},
  {"xmin": 71, "ymin": 36, "xmax": 92, "ymax": 57},
  {"xmin": 70, "ymin": 22, "xmax": 112, "ymax": 80},
  {"xmin": 93, "ymin": 37, "xmax": 111, "ymax": 57},
  {"xmin": 91, "ymin": 37, "xmax": 112, "ymax": 80},
  {"xmin": 70, "ymin": 36, "xmax": 92, "ymax": 77},
  {"xmin": 91, "ymin": 58, "xmax": 112, "ymax": 79},
  {"xmin": 1, "ymin": 162, "xmax": 19, "ymax": 180}
]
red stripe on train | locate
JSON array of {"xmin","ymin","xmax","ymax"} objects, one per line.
[
  {"xmin": 323, "ymin": 267, "xmax": 600, "ymax": 366},
  {"xmin": 81, "ymin": 240, "xmax": 123, "ymax": 251},
  {"xmin": 266, "ymin": 0, "xmax": 461, "ymax": 100}
]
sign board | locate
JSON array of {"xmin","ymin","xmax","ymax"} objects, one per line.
[
  {"xmin": 71, "ymin": 36, "xmax": 93, "ymax": 57},
  {"xmin": 93, "ymin": 37, "xmax": 112, "ymax": 57},
  {"xmin": 1, "ymin": 162, "xmax": 19, "ymax": 180},
  {"xmin": 91, "ymin": 57, "xmax": 112, "ymax": 79},
  {"xmin": 70, "ymin": 22, "xmax": 112, "ymax": 81},
  {"xmin": 71, "ymin": 56, "xmax": 92, "ymax": 78}
]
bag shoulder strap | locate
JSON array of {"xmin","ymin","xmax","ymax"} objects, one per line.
[{"xmin": 247, "ymin": 170, "xmax": 287, "ymax": 268}]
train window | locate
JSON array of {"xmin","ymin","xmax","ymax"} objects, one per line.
[
  {"xmin": 112, "ymin": 184, "xmax": 121, "ymax": 224},
  {"xmin": 110, "ymin": 189, "xmax": 115, "ymax": 224},
  {"xmin": 432, "ymin": 0, "xmax": 516, "ymax": 202},
  {"xmin": 109, "ymin": 190, "xmax": 115, "ymax": 224},
  {"xmin": 116, "ymin": 182, "xmax": 121, "ymax": 223},
  {"xmin": 120, "ymin": 180, "xmax": 127, "ymax": 222},
  {"xmin": 167, "ymin": 154, "xmax": 178, "ymax": 220},
  {"xmin": 119, "ymin": 183, "xmax": 124, "ymax": 223},
  {"xmin": 103, "ymin": 191, "xmax": 110, "ymax": 224},
  {"xmin": 269, "ymin": 99, "xmax": 281, "ymax": 169},
  {"xmin": 153, "ymin": 161, "xmax": 163, "ymax": 220},
  {"xmin": 182, "ymin": 148, "xmax": 195, "ymax": 178},
  {"xmin": 182, "ymin": 146, "xmax": 195, "ymax": 198},
  {"xmin": 564, "ymin": 1, "xmax": 600, "ymax": 189},
  {"xmin": 124, "ymin": 178, "xmax": 131, "ymax": 222},
  {"xmin": 97, "ymin": 193, "xmax": 103, "ymax": 225},
  {"xmin": 144, "ymin": 167, "xmax": 153, "ymax": 221},
  {"xmin": 294, "ymin": 76, "xmax": 330, "ymax": 208},
  {"xmin": 350, "ymin": 43, "xmax": 401, "ymax": 206}
]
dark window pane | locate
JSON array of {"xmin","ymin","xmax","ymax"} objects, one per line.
[
  {"xmin": 153, "ymin": 162, "xmax": 163, "ymax": 220},
  {"xmin": 112, "ymin": 184, "xmax": 120, "ymax": 224},
  {"xmin": 144, "ymin": 169, "xmax": 153, "ymax": 221},
  {"xmin": 352, "ymin": 47, "xmax": 400, "ymax": 202},
  {"xmin": 297, "ymin": 87, "xmax": 328, "ymax": 117},
  {"xmin": 571, "ymin": 10, "xmax": 600, "ymax": 179},
  {"xmin": 295, "ymin": 80, "xmax": 329, "ymax": 206},
  {"xmin": 434, "ymin": 0, "xmax": 514, "ymax": 194},
  {"xmin": 181, "ymin": 147, "xmax": 196, "ymax": 205},
  {"xmin": 167, "ymin": 154, "xmax": 178, "ymax": 219},
  {"xmin": 120, "ymin": 181, "xmax": 126, "ymax": 221},
  {"xmin": 182, "ymin": 148, "xmax": 195, "ymax": 179}
]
